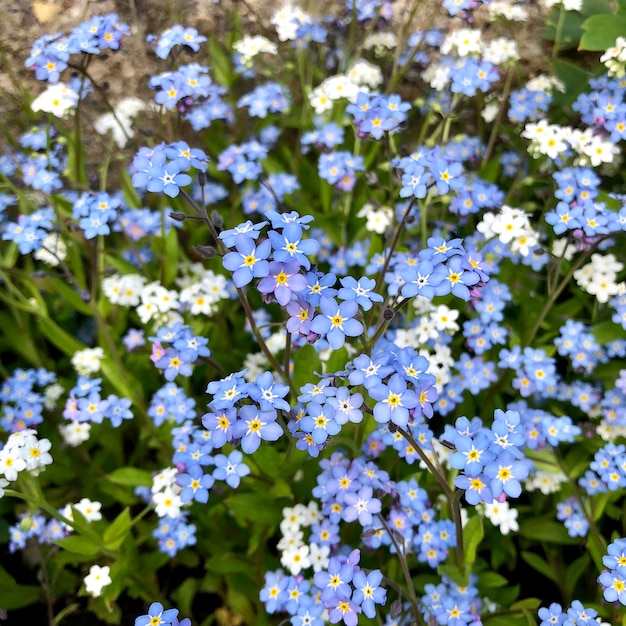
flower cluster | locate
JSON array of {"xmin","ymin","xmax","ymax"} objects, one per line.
[
  {"xmin": 150, "ymin": 323, "xmax": 211, "ymax": 382},
  {"xmin": 131, "ymin": 141, "xmax": 209, "ymax": 198},
  {"xmin": 26, "ymin": 13, "xmax": 130, "ymax": 83}
]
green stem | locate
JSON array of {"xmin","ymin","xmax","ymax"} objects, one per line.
[
  {"xmin": 552, "ymin": 6, "xmax": 566, "ymax": 60},
  {"xmin": 396, "ymin": 425, "xmax": 465, "ymax": 570},
  {"xmin": 523, "ymin": 236, "xmax": 613, "ymax": 347},
  {"xmin": 365, "ymin": 198, "xmax": 417, "ymax": 349},
  {"xmin": 481, "ymin": 68, "xmax": 515, "ymax": 170},
  {"xmin": 376, "ymin": 513, "xmax": 424, "ymax": 626}
]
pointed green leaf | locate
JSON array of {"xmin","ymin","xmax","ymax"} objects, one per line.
[
  {"xmin": 580, "ymin": 14, "xmax": 626, "ymax": 50},
  {"xmin": 463, "ymin": 514, "xmax": 484, "ymax": 570},
  {"xmin": 107, "ymin": 467, "xmax": 152, "ymax": 487},
  {"xmin": 103, "ymin": 508, "xmax": 132, "ymax": 551},
  {"xmin": 54, "ymin": 535, "xmax": 101, "ymax": 556},
  {"xmin": 521, "ymin": 551, "xmax": 558, "ymax": 583}
]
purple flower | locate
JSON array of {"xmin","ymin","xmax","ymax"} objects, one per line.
[
  {"xmin": 342, "ymin": 485, "xmax": 381, "ymax": 526},
  {"xmin": 258, "ymin": 260, "xmax": 307, "ymax": 306}
]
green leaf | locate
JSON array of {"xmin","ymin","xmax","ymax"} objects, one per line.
[
  {"xmin": 438, "ymin": 563, "xmax": 469, "ymax": 587},
  {"xmin": 565, "ymin": 553, "xmax": 590, "ymax": 592},
  {"xmin": 225, "ymin": 493, "xmax": 281, "ymax": 525},
  {"xmin": 208, "ymin": 36, "xmax": 233, "ymax": 87},
  {"xmin": 579, "ymin": 14, "xmax": 626, "ymax": 50},
  {"xmin": 325, "ymin": 347, "xmax": 349, "ymax": 375},
  {"xmin": 0, "ymin": 565, "xmax": 42, "ymax": 610},
  {"xmin": 292, "ymin": 344, "xmax": 323, "ymax": 393},
  {"xmin": 511, "ymin": 598, "xmax": 542, "ymax": 610},
  {"xmin": 519, "ymin": 519, "xmax": 579, "ymax": 544},
  {"xmin": 593, "ymin": 320, "xmax": 626, "ymax": 344},
  {"xmin": 172, "ymin": 577, "xmax": 197, "ymax": 619},
  {"xmin": 103, "ymin": 508, "xmax": 132, "ymax": 551},
  {"xmin": 206, "ymin": 553, "xmax": 252, "ymax": 574},
  {"xmin": 54, "ymin": 535, "xmax": 101, "ymax": 556},
  {"xmin": 478, "ymin": 571, "xmax": 508, "ymax": 589},
  {"xmin": 463, "ymin": 514, "xmax": 484, "ymax": 570},
  {"xmin": 551, "ymin": 60, "xmax": 589, "ymax": 108},
  {"xmin": 107, "ymin": 467, "xmax": 153, "ymax": 487},
  {"xmin": 520, "ymin": 551, "xmax": 558, "ymax": 583}
]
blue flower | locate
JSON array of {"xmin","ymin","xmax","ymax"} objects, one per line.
[
  {"xmin": 177, "ymin": 463, "xmax": 214, "ymax": 504},
  {"xmin": 232, "ymin": 405, "xmax": 283, "ymax": 453},
  {"xmin": 337, "ymin": 276, "xmax": 383, "ymax": 311},
  {"xmin": 309, "ymin": 296, "xmax": 364, "ymax": 349},
  {"xmin": 485, "ymin": 452, "xmax": 530, "ymax": 499},
  {"xmin": 212, "ymin": 449, "xmax": 250, "ymax": 488},
  {"xmin": 369, "ymin": 373, "xmax": 419, "ymax": 428},
  {"xmin": 135, "ymin": 602, "xmax": 179, "ymax": 626},
  {"xmin": 222, "ymin": 234, "xmax": 271, "ymax": 288},
  {"xmin": 268, "ymin": 222, "xmax": 319, "ymax": 270}
]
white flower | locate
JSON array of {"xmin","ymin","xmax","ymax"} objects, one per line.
[
  {"xmin": 152, "ymin": 467, "xmax": 178, "ymax": 493},
  {"xmin": 483, "ymin": 500, "xmax": 519, "ymax": 534},
  {"xmin": 59, "ymin": 421, "xmax": 91, "ymax": 446},
  {"xmin": 309, "ymin": 542, "xmax": 330, "ymax": 572},
  {"xmin": 21, "ymin": 435, "xmax": 53, "ymax": 474},
  {"xmin": 71, "ymin": 347, "xmax": 105, "ymax": 377},
  {"xmin": 31, "ymin": 83, "xmax": 79, "ymax": 118},
  {"xmin": 488, "ymin": 1, "xmax": 529, "ymax": 21},
  {"xmin": 580, "ymin": 134, "xmax": 619, "ymax": 167},
  {"xmin": 357, "ymin": 203, "xmax": 393, "ymax": 234},
  {"xmin": 84, "ymin": 565, "xmax": 112, "ymax": 598},
  {"xmin": 271, "ymin": 5, "xmax": 311, "ymax": 41},
  {"xmin": 363, "ymin": 32, "xmax": 397, "ymax": 56},
  {"xmin": 423, "ymin": 62, "xmax": 451, "ymax": 91},
  {"xmin": 102, "ymin": 273, "xmax": 146, "ymax": 307},
  {"xmin": 483, "ymin": 38, "xmax": 519, "ymax": 65},
  {"xmin": 74, "ymin": 497, "xmax": 103, "ymax": 522},
  {"xmin": 243, "ymin": 353, "xmax": 268, "ymax": 382},
  {"xmin": 153, "ymin": 488, "xmax": 183, "ymax": 518},
  {"xmin": 552, "ymin": 238, "xmax": 577, "ymax": 261},
  {"xmin": 33, "ymin": 232, "xmax": 67, "ymax": 266},
  {"xmin": 430, "ymin": 305, "xmax": 460, "ymax": 332},
  {"xmin": 280, "ymin": 543, "xmax": 310, "ymax": 575},
  {"xmin": 44, "ymin": 382, "xmax": 65, "ymax": 410},
  {"xmin": 277, "ymin": 529, "xmax": 304, "ymax": 552},
  {"xmin": 346, "ymin": 60, "xmax": 383, "ymax": 89},
  {"xmin": 282, "ymin": 504, "xmax": 308, "ymax": 528},
  {"xmin": 481, "ymin": 101, "xmax": 500, "ymax": 124},
  {"xmin": 525, "ymin": 471, "xmax": 567, "ymax": 494},
  {"xmin": 441, "ymin": 29, "xmax": 483, "ymax": 57},
  {"xmin": 0, "ymin": 446, "xmax": 27, "ymax": 481},
  {"xmin": 233, "ymin": 35, "xmax": 277, "ymax": 67},
  {"xmin": 543, "ymin": 0, "xmax": 582, "ymax": 10}
]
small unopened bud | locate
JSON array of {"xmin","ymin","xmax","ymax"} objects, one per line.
[
  {"xmin": 405, "ymin": 213, "xmax": 416, "ymax": 225},
  {"xmin": 169, "ymin": 211, "xmax": 187, "ymax": 222},
  {"xmin": 383, "ymin": 307, "xmax": 394, "ymax": 321},
  {"xmin": 211, "ymin": 210, "xmax": 224, "ymax": 229},
  {"xmin": 390, "ymin": 599, "xmax": 402, "ymax": 618},
  {"xmin": 197, "ymin": 170, "xmax": 206, "ymax": 186},
  {"xmin": 79, "ymin": 289, "xmax": 91, "ymax": 303},
  {"xmin": 194, "ymin": 245, "xmax": 216, "ymax": 259},
  {"xmin": 365, "ymin": 171, "xmax": 378, "ymax": 186}
]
